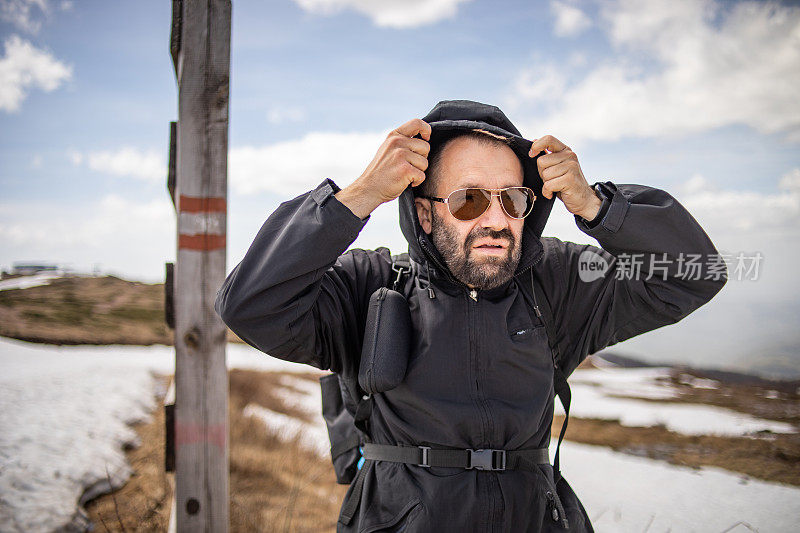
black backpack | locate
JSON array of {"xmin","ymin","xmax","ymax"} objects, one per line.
[{"xmin": 318, "ymin": 253, "xmax": 573, "ymax": 485}]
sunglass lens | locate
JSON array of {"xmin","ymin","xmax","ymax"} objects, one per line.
[
  {"xmin": 449, "ymin": 188, "xmax": 491, "ymax": 221},
  {"xmin": 501, "ymin": 188, "xmax": 534, "ymax": 218}
]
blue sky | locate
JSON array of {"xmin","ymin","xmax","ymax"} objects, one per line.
[{"xmin": 1, "ymin": 0, "xmax": 799, "ymax": 377}]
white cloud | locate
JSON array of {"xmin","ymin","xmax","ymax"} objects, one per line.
[
  {"xmin": 543, "ymin": 168, "xmax": 800, "ymax": 278},
  {"xmin": 779, "ymin": 168, "xmax": 800, "ymax": 192},
  {"xmin": 0, "ymin": 0, "xmax": 49, "ymax": 33},
  {"xmin": 510, "ymin": 0, "xmax": 800, "ymax": 144},
  {"xmin": 0, "ymin": 35, "xmax": 71, "ymax": 112},
  {"xmin": 66, "ymin": 149, "xmax": 82, "ymax": 165},
  {"xmin": 230, "ymin": 130, "xmax": 385, "ymax": 195},
  {"xmin": 0, "ymin": 195, "xmax": 174, "ymax": 281},
  {"xmin": 673, "ymin": 173, "xmax": 800, "ymax": 232},
  {"xmin": 550, "ymin": 1, "xmax": 592, "ymax": 37},
  {"xmin": 511, "ymin": 62, "xmax": 567, "ymax": 103},
  {"xmin": 292, "ymin": 0, "xmax": 472, "ymax": 28},
  {"xmin": 72, "ymin": 147, "xmax": 165, "ymax": 183},
  {"xmin": 266, "ymin": 105, "xmax": 307, "ymax": 125}
]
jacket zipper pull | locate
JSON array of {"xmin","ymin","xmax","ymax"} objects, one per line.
[
  {"xmin": 545, "ymin": 491, "xmax": 560, "ymax": 523},
  {"xmin": 469, "ymin": 288, "xmax": 478, "ymax": 301},
  {"xmin": 529, "ymin": 269, "xmax": 543, "ymax": 318},
  {"xmin": 424, "ymin": 261, "xmax": 436, "ymax": 299}
]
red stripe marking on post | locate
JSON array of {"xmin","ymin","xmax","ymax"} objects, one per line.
[
  {"xmin": 179, "ymin": 195, "xmax": 227, "ymax": 213},
  {"xmin": 175, "ymin": 422, "xmax": 227, "ymax": 449},
  {"xmin": 179, "ymin": 234, "xmax": 227, "ymax": 251}
]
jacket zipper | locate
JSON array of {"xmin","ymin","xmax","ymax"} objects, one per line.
[
  {"xmin": 466, "ymin": 287, "xmax": 490, "ymax": 445},
  {"xmin": 466, "ymin": 285, "xmax": 498, "ymax": 530},
  {"xmin": 421, "ymin": 236, "xmax": 547, "ymax": 531}
]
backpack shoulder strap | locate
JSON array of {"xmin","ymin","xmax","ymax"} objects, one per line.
[
  {"xmin": 519, "ymin": 268, "xmax": 572, "ymax": 485},
  {"xmin": 338, "ymin": 251, "xmax": 416, "ymax": 524}
]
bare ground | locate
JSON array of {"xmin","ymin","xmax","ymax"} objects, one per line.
[
  {"xmin": 85, "ymin": 370, "xmax": 346, "ymax": 532},
  {"xmin": 85, "ymin": 367, "xmax": 800, "ymax": 532}
]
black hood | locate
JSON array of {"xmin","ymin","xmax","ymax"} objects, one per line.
[{"xmin": 398, "ymin": 99, "xmax": 555, "ymax": 291}]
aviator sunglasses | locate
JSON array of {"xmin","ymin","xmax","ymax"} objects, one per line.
[{"xmin": 420, "ymin": 186, "xmax": 536, "ymax": 221}]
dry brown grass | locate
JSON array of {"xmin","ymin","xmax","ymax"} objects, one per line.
[
  {"xmin": 86, "ymin": 367, "xmax": 800, "ymax": 532},
  {"xmin": 661, "ymin": 370, "xmax": 800, "ymax": 424},
  {"xmin": 86, "ymin": 369, "xmax": 346, "ymax": 532},
  {"xmin": 0, "ymin": 276, "xmax": 171, "ymax": 345},
  {"xmin": 564, "ymin": 357, "xmax": 800, "ymax": 486},
  {"xmin": 0, "ymin": 275, "xmax": 244, "ymax": 346},
  {"xmin": 84, "ymin": 375, "xmax": 172, "ymax": 531},
  {"xmin": 554, "ymin": 416, "xmax": 800, "ymax": 486},
  {"xmin": 227, "ymin": 369, "xmax": 347, "ymax": 532}
]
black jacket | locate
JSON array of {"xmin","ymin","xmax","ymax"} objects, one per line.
[{"xmin": 215, "ymin": 100, "xmax": 727, "ymax": 532}]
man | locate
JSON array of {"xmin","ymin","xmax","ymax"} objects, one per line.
[{"xmin": 215, "ymin": 100, "xmax": 726, "ymax": 532}]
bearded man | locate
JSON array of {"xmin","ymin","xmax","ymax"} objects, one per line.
[{"xmin": 216, "ymin": 100, "xmax": 726, "ymax": 532}]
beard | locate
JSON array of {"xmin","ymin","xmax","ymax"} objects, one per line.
[{"xmin": 429, "ymin": 207, "xmax": 522, "ymax": 290}]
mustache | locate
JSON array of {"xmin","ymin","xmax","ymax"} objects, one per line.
[{"xmin": 464, "ymin": 228, "xmax": 515, "ymax": 251}]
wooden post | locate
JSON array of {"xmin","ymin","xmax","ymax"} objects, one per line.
[{"xmin": 170, "ymin": 0, "xmax": 231, "ymax": 531}]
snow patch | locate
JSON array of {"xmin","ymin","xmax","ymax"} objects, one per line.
[
  {"xmin": 0, "ymin": 272, "xmax": 62, "ymax": 291},
  {"xmin": 564, "ymin": 367, "xmax": 796, "ymax": 436},
  {"xmin": 244, "ymin": 375, "xmax": 329, "ymax": 457},
  {"xmin": 678, "ymin": 373, "xmax": 720, "ymax": 389},
  {"xmin": 556, "ymin": 439, "xmax": 800, "ymax": 532},
  {"xmin": 243, "ymin": 404, "xmax": 329, "ymax": 457},
  {"xmin": 0, "ymin": 343, "xmax": 157, "ymax": 531},
  {"xmin": 570, "ymin": 367, "xmax": 680, "ymax": 400},
  {"xmin": 0, "ymin": 337, "xmax": 317, "ymax": 531}
]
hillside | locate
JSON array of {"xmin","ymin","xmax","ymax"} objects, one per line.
[{"xmin": 0, "ymin": 275, "xmax": 243, "ymax": 346}]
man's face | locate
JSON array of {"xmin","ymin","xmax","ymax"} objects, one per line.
[{"xmin": 416, "ymin": 136, "xmax": 525, "ymax": 290}]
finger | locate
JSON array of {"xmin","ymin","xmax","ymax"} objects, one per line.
[
  {"xmin": 405, "ymin": 151, "xmax": 429, "ymax": 172},
  {"xmin": 529, "ymin": 135, "xmax": 569, "ymax": 157},
  {"xmin": 407, "ymin": 167, "xmax": 426, "ymax": 187},
  {"xmin": 535, "ymin": 149, "xmax": 574, "ymax": 171},
  {"xmin": 395, "ymin": 118, "xmax": 432, "ymax": 141},
  {"xmin": 540, "ymin": 160, "xmax": 576, "ymax": 181},
  {"xmin": 397, "ymin": 136, "xmax": 431, "ymax": 157},
  {"xmin": 540, "ymin": 174, "xmax": 571, "ymax": 200}
]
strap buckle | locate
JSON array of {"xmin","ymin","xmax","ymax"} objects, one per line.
[
  {"xmin": 392, "ymin": 263, "xmax": 411, "ymax": 291},
  {"xmin": 418, "ymin": 446, "xmax": 431, "ymax": 468},
  {"xmin": 468, "ymin": 449, "xmax": 506, "ymax": 471}
]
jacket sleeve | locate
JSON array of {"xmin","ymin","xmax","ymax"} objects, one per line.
[
  {"xmin": 214, "ymin": 178, "xmax": 394, "ymax": 374},
  {"xmin": 540, "ymin": 181, "xmax": 727, "ymax": 377}
]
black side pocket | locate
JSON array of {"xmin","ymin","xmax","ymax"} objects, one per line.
[
  {"xmin": 555, "ymin": 475, "xmax": 592, "ymax": 532},
  {"xmin": 534, "ymin": 466, "xmax": 571, "ymax": 530},
  {"xmin": 360, "ymin": 499, "xmax": 423, "ymax": 533},
  {"xmin": 358, "ymin": 287, "xmax": 413, "ymax": 394}
]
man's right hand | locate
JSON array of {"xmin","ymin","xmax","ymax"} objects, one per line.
[{"xmin": 335, "ymin": 118, "xmax": 431, "ymax": 220}]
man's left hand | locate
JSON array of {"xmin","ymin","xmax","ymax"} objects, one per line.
[{"xmin": 528, "ymin": 135, "xmax": 602, "ymax": 221}]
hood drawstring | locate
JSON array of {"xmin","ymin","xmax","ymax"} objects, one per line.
[{"xmin": 415, "ymin": 261, "xmax": 437, "ymax": 299}]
